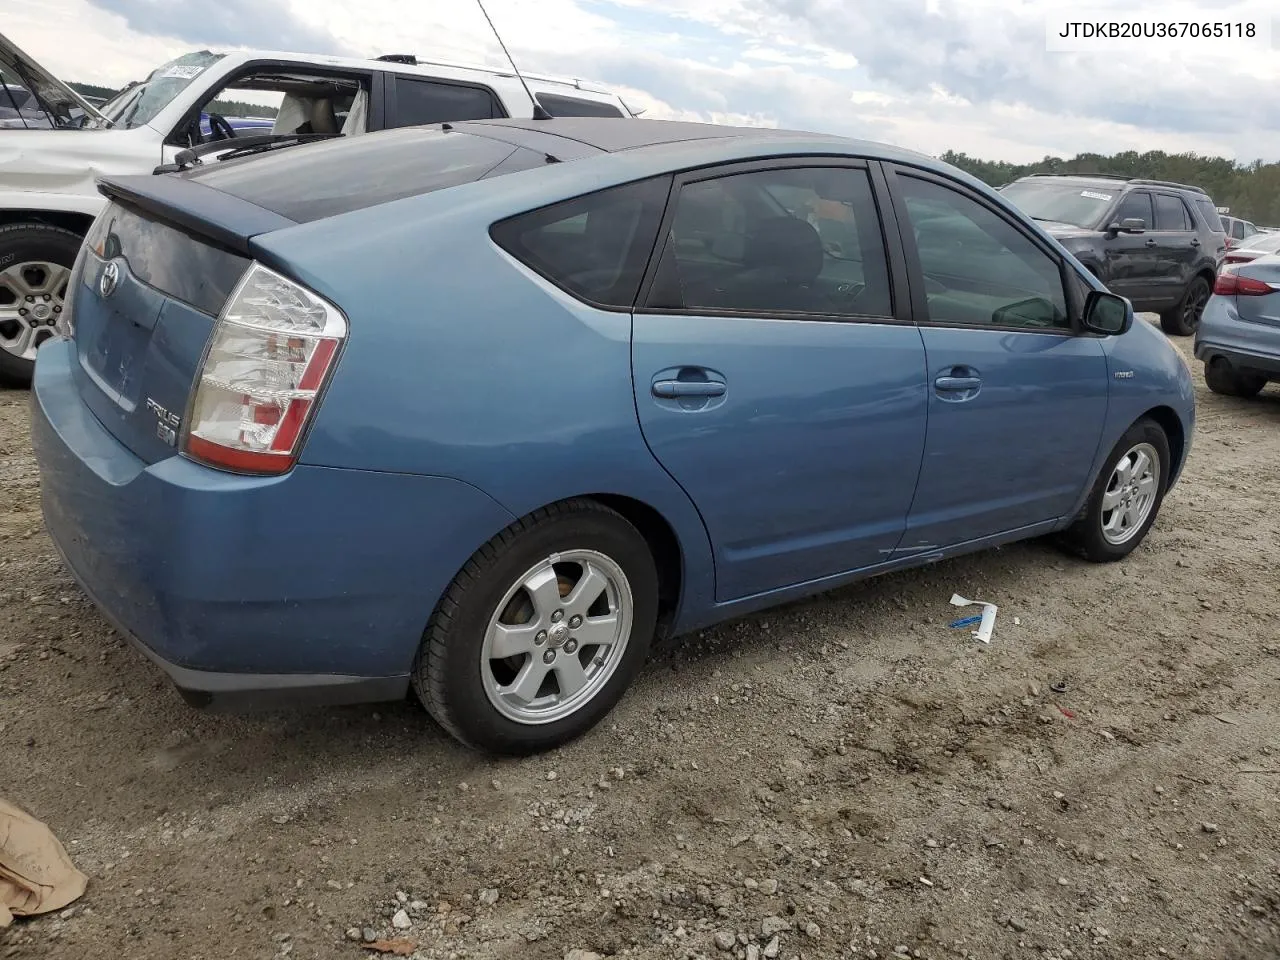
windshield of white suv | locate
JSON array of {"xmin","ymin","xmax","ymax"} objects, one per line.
[
  {"xmin": 95, "ymin": 51, "xmax": 223, "ymax": 129},
  {"xmin": 999, "ymin": 180, "xmax": 1117, "ymax": 229}
]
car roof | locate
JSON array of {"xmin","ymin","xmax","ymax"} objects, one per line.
[{"xmin": 455, "ymin": 116, "xmax": 930, "ymax": 162}]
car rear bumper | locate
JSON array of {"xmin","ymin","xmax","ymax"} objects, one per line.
[
  {"xmin": 31, "ymin": 338, "xmax": 515, "ymax": 709},
  {"xmin": 1194, "ymin": 298, "xmax": 1280, "ymax": 377}
]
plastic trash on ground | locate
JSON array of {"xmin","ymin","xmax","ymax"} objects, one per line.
[{"xmin": 949, "ymin": 593, "xmax": 998, "ymax": 643}]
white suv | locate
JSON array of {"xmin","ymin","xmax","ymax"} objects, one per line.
[{"xmin": 0, "ymin": 32, "xmax": 633, "ymax": 384}]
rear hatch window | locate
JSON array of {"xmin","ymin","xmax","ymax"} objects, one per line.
[
  {"xmin": 70, "ymin": 203, "xmax": 249, "ymax": 464},
  {"xmin": 184, "ymin": 127, "xmax": 544, "ymax": 223}
]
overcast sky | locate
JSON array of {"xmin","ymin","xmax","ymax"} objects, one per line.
[{"xmin": 6, "ymin": 0, "xmax": 1279, "ymax": 163}]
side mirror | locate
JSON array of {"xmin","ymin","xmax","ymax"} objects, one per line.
[{"xmin": 1082, "ymin": 290, "xmax": 1131, "ymax": 336}]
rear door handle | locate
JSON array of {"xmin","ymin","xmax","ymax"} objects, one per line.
[
  {"xmin": 1145, "ymin": 239, "xmax": 1158, "ymax": 247},
  {"xmin": 934, "ymin": 376, "xmax": 982, "ymax": 391},
  {"xmin": 652, "ymin": 379, "xmax": 726, "ymax": 398},
  {"xmin": 1190, "ymin": 238, "xmax": 1201, "ymax": 247}
]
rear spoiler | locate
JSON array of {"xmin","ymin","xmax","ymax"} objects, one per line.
[{"xmin": 97, "ymin": 175, "xmax": 296, "ymax": 256}]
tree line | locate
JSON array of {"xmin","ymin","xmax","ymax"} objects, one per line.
[
  {"xmin": 68, "ymin": 82, "xmax": 279, "ymax": 120},
  {"xmin": 942, "ymin": 150, "xmax": 1280, "ymax": 226}
]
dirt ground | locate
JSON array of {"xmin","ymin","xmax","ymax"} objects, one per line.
[{"xmin": 1, "ymin": 326, "xmax": 1277, "ymax": 960}]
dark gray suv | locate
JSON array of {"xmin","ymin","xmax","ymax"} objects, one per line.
[{"xmin": 1000, "ymin": 174, "xmax": 1227, "ymax": 336}]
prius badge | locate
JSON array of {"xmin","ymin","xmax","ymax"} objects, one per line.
[{"xmin": 99, "ymin": 261, "xmax": 120, "ymax": 299}]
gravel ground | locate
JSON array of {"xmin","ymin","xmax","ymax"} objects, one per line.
[{"xmin": 2, "ymin": 328, "xmax": 1278, "ymax": 960}]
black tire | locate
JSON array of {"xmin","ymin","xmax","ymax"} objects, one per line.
[
  {"xmin": 1059, "ymin": 418, "xmax": 1170, "ymax": 563},
  {"xmin": 1203, "ymin": 356, "xmax": 1267, "ymax": 398},
  {"xmin": 0, "ymin": 221, "xmax": 83, "ymax": 388},
  {"xmin": 412, "ymin": 499, "xmax": 659, "ymax": 755},
  {"xmin": 1159, "ymin": 275, "xmax": 1210, "ymax": 337}
]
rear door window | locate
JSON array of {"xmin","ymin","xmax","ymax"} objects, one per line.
[
  {"xmin": 490, "ymin": 177, "xmax": 671, "ymax": 309},
  {"xmin": 392, "ymin": 77, "xmax": 503, "ymax": 126},
  {"xmin": 1154, "ymin": 194, "xmax": 1190, "ymax": 231},
  {"xmin": 642, "ymin": 165, "xmax": 893, "ymax": 319}
]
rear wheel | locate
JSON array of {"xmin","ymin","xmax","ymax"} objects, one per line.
[
  {"xmin": 1159, "ymin": 275, "xmax": 1210, "ymax": 336},
  {"xmin": 412, "ymin": 499, "xmax": 658, "ymax": 755},
  {"xmin": 1203, "ymin": 356, "xmax": 1267, "ymax": 398},
  {"xmin": 1060, "ymin": 418, "xmax": 1169, "ymax": 563},
  {"xmin": 0, "ymin": 222, "xmax": 81, "ymax": 387}
]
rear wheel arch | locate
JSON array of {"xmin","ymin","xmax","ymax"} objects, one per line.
[
  {"xmin": 0, "ymin": 210, "xmax": 95, "ymax": 237},
  {"xmin": 587, "ymin": 493, "xmax": 684, "ymax": 637}
]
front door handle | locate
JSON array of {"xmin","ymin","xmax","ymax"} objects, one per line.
[
  {"xmin": 934, "ymin": 375, "xmax": 982, "ymax": 392},
  {"xmin": 1190, "ymin": 237, "xmax": 1201, "ymax": 247},
  {"xmin": 652, "ymin": 379, "xmax": 726, "ymax": 398},
  {"xmin": 1145, "ymin": 239, "xmax": 1158, "ymax": 247}
]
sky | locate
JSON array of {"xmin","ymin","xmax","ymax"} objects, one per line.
[{"xmin": 5, "ymin": 0, "xmax": 1279, "ymax": 163}]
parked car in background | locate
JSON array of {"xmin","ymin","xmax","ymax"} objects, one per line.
[
  {"xmin": 1196, "ymin": 255, "xmax": 1280, "ymax": 398},
  {"xmin": 1219, "ymin": 214, "xmax": 1260, "ymax": 250},
  {"xmin": 0, "ymin": 81, "xmax": 54, "ymax": 128},
  {"xmin": 31, "ymin": 118, "xmax": 1195, "ymax": 754},
  {"xmin": 0, "ymin": 30, "xmax": 633, "ymax": 386},
  {"xmin": 1220, "ymin": 230, "xmax": 1280, "ymax": 268},
  {"xmin": 999, "ymin": 174, "xmax": 1225, "ymax": 337}
]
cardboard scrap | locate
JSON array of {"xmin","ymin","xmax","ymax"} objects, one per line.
[{"xmin": 0, "ymin": 798, "xmax": 88, "ymax": 926}]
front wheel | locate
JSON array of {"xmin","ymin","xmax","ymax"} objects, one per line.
[
  {"xmin": 412, "ymin": 500, "xmax": 658, "ymax": 755},
  {"xmin": 1159, "ymin": 276, "xmax": 1210, "ymax": 337},
  {"xmin": 1060, "ymin": 419, "xmax": 1170, "ymax": 562}
]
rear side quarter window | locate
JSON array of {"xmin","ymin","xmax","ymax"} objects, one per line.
[
  {"xmin": 536, "ymin": 93, "xmax": 626, "ymax": 118},
  {"xmin": 491, "ymin": 177, "xmax": 672, "ymax": 309}
]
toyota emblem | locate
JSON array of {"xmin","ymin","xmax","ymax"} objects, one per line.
[{"xmin": 99, "ymin": 261, "xmax": 120, "ymax": 299}]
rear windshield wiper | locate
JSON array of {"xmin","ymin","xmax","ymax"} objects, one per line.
[{"xmin": 153, "ymin": 133, "xmax": 341, "ymax": 174}]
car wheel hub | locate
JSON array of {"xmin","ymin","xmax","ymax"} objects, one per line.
[
  {"xmin": 480, "ymin": 549, "xmax": 632, "ymax": 725},
  {"xmin": 1100, "ymin": 441, "xmax": 1160, "ymax": 546},
  {"xmin": 0, "ymin": 261, "xmax": 70, "ymax": 360}
]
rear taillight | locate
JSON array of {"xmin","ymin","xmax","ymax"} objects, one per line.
[
  {"xmin": 183, "ymin": 263, "xmax": 346, "ymax": 475},
  {"xmin": 1223, "ymin": 253, "xmax": 1253, "ymax": 265},
  {"xmin": 1213, "ymin": 272, "xmax": 1275, "ymax": 297}
]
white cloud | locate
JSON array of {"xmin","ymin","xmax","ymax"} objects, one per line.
[{"xmin": 5, "ymin": 0, "xmax": 1279, "ymax": 163}]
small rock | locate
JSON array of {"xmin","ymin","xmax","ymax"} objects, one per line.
[
  {"xmin": 1154, "ymin": 785, "xmax": 1165, "ymax": 795},
  {"xmin": 395, "ymin": 891, "xmax": 408, "ymax": 904},
  {"xmin": 762, "ymin": 916, "xmax": 791, "ymax": 937},
  {"xmin": 1202, "ymin": 822, "xmax": 1219, "ymax": 834},
  {"xmin": 325, "ymin": 880, "xmax": 343, "ymax": 890},
  {"xmin": 714, "ymin": 930, "xmax": 736, "ymax": 951},
  {"xmin": 345, "ymin": 928, "xmax": 361, "ymax": 942},
  {"xmin": 391, "ymin": 909, "xmax": 412, "ymax": 930},
  {"xmin": 1009, "ymin": 918, "xmax": 1027, "ymax": 932},
  {"xmin": 763, "ymin": 935, "xmax": 781, "ymax": 959},
  {"xmin": 58, "ymin": 907, "xmax": 78, "ymax": 920},
  {"xmin": 1057, "ymin": 877, "xmax": 1069, "ymax": 886},
  {"xmin": 745, "ymin": 945, "xmax": 761, "ymax": 960},
  {"xmin": 362, "ymin": 928, "xmax": 377, "ymax": 944},
  {"xmin": 760, "ymin": 878, "xmax": 779, "ymax": 895},
  {"xmin": 744, "ymin": 877, "xmax": 759, "ymax": 890},
  {"xmin": 546, "ymin": 770, "xmax": 558, "ymax": 781},
  {"xmin": 804, "ymin": 921, "xmax": 821, "ymax": 939},
  {"xmin": 478, "ymin": 887, "xmax": 500, "ymax": 906},
  {"xmin": 924, "ymin": 838, "xmax": 938, "ymax": 848}
]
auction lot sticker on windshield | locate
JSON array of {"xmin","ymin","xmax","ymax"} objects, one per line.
[
  {"xmin": 158, "ymin": 65, "xmax": 205, "ymax": 80},
  {"xmin": 1081, "ymin": 191, "xmax": 1113, "ymax": 201}
]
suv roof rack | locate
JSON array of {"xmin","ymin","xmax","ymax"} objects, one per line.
[
  {"xmin": 375, "ymin": 54, "xmax": 418, "ymax": 64},
  {"xmin": 1021, "ymin": 172, "xmax": 1208, "ymax": 195}
]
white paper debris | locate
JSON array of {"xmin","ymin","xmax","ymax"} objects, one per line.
[{"xmin": 950, "ymin": 593, "xmax": 998, "ymax": 643}]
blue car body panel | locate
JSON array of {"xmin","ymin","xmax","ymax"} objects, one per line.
[
  {"xmin": 1195, "ymin": 286, "xmax": 1280, "ymax": 379},
  {"xmin": 33, "ymin": 341, "xmax": 515, "ymax": 686},
  {"xmin": 30, "ymin": 121, "xmax": 1197, "ymax": 706}
]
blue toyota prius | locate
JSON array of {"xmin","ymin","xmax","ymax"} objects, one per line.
[{"xmin": 30, "ymin": 118, "xmax": 1195, "ymax": 754}]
